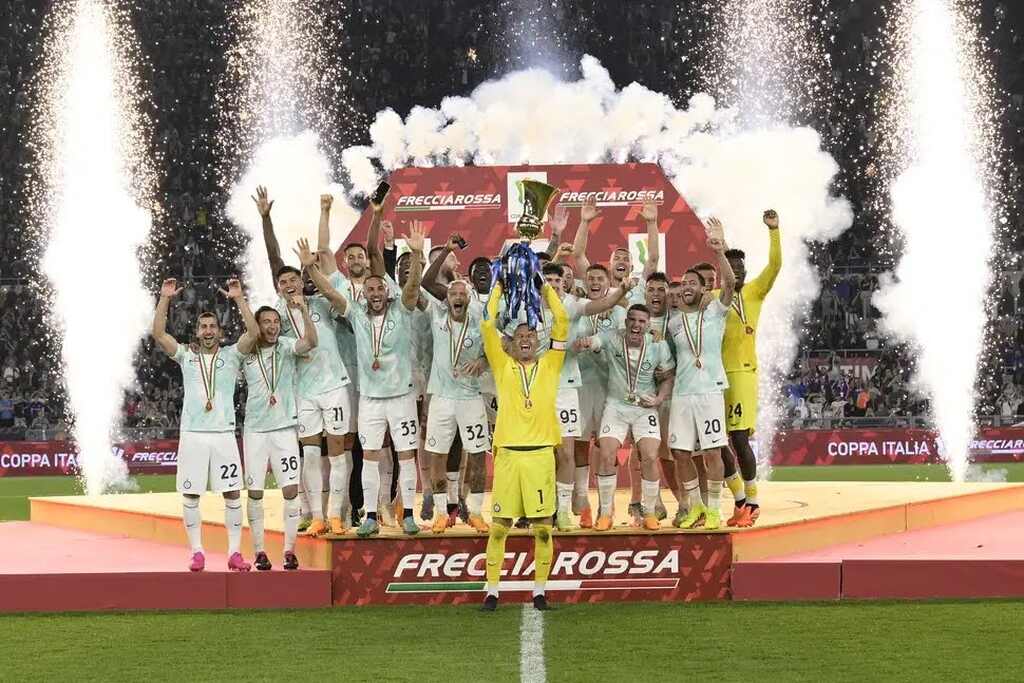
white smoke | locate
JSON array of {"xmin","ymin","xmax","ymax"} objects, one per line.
[
  {"xmin": 226, "ymin": 131, "xmax": 358, "ymax": 306},
  {"xmin": 342, "ymin": 56, "xmax": 852, "ymax": 462}
]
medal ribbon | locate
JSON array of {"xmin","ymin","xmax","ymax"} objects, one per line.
[
  {"xmin": 732, "ymin": 294, "xmax": 747, "ymax": 325},
  {"xmin": 285, "ymin": 302, "xmax": 304, "ymax": 340},
  {"xmin": 517, "ymin": 361, "xmax": 540, "ymax": 407},
  {"xmin": 254, "ymin": 345, "xmax": 279, "ymax": 400},
  {"xmin": 197, "ymin": 347, "xmax": 219, "ymax": 410},
  {"xmin": 681, "ymin": 308, "xmax": 704, "ymax": 368},
  {"xmin": 622, "ymin": 334, "xmax": 647, "ymax": 398},
  {"xmin": 448, "ymin": 311, "xmax": 470, "ymax": 372},
  {"xmin": 371, "ymin": 303, "xmax": 389, "ymax": 364}
]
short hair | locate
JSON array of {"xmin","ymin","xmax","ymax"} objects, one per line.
[
  {"xmin": 586, "ymin": 263, "xmax": 610, "ymax": 276},
  {"xmin": 560, "ymin": 264, "xmax": 574, "ymax": 277},
  {"xmin": 724, "ymin": 249, "xmax": 746, "ymax": 261},
  {"xmin": 276, "ymin": 265, "xmax": 301, "ymax": 281},
  {"xmin": 646, "ymin": 271, "xmax": 669, "ymax": 285},
  {"xmin": 683, "ymin": 269, "xmax": 706, "ymax": 287},
  {"xmin": 627, "ymin": 303, "xmax": 651, "ymax": 317},
  {"xmin": 196, "ymin": 311, "xmax": 219, "ymax": 327},
  {"xmin": 542, "ymin": 263, "xmax": 563, "ymax": 278},
  {"xmin": 536, "ymin": 251, "xmax": 552, "ymax": 263},
  {"xmin": 669, "ymin": 280, "xmax": 683, "ymax": 288},
  {"xmin": 255, "ymin": 306, "xmax": 280, "ymax": 324},
  {"xmin": 692, "ymin": 261, "xmax": 715, "ymax": 272},
  {"xmin": 470, "ymin": 256, "xmax": 492, "ymax": 270},
  {"xmin": 611, "ymin": 247, "xmax": 631, "ymax": 257},
  {"xmin": 343, "ymin": 243, "xmax": 367, "ymax": 257},
  {"xmin": 364, "ymin": 274, "xmax": 387, "ymax": 288}
]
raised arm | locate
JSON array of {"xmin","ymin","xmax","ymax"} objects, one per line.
[
  {"xmin": 252, "ymin": 186, "xmax": 284, "ymax": 287},
  {"xmin": 707, "ymin": 218, "xmax": 736, "ymax": 306},
  {"xmin": 152, "ymin": 278, "xmax": 182, "ymax": 356},
  {"xmin": 366, "ymin": 201, "xmax": 387, "ymax": 278},
  {"xmin": 401, "ymin": 220, "xmax": 426, "ymax": 311},
  {"xmin": 748, "ymin": 209, "xmax": 782, "ymax": 297},
  {"xmin": 545, "ymin": 283, "xmax": 568, "ymax": 344},
  {"xmin": 317, "ymin": 194, "xmax": 338, "ymax": 275},
  {"xmin": 581, "ymin": 278, "xmax": 636, "ymax": 316},
  {"xmin": 640, "ymin": 200, "xmax": 659, "ymax": 278},
  {"xmin": 381, "ymin": 219, "xmax": 397, "ymax": 280},
  {"xmin": 218, "ymin": 278, "xmax": 258, "ymax": 354},
  {"xmin": 545, "ymin": 206, "xmax": 568, "ymax": 258},
  {"xmin": 572, "ymin": 196, "xmax": 599, "ymax": 273},
  {"xmin": 295, "ymin": 238, "xmax": 348, "ymax": 316},
  {"xmin": 287, "ymin": 294, "xmax": 319, "ymax": 354},
  {"xmin": 481, "ymin": 282, "xmax": 506, "ymax": 368},
  {"xmin": 422, "ymin": 233, "xmax": 461, "ymax": 301}
]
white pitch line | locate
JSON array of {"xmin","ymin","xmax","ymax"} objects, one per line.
[{"xmin": 519, "ymin": 603, "xmax": 546, "ymax": 683}]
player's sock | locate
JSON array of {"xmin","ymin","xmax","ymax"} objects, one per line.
[
  {"xmin": 573, "ymin": 465, "xmax": 590, "ymax": 509},
  {"xmin": 224, "ymin": 499, "xmax": 243, "ymax": 555},
  {"xmin": 182, "ymin": 496, "xmax": 203, "ymax": 552},
  {"xmin": 327, "ymin": 452, "xmax": 352, "ymax": 518},
  {"xmin": 378, "ymin": 452, "xmax": 394, "ymax": 506},
  {"xmin": 556, "ymin": 481, "xmax": 573, "ymax": 514},
  {"xmin": 302, "ymin": 445, "xmax": 323, "ymax": 518},
  {"xmin": 467, "ymin": 492, "xmax": 484, "ymax": 515},
  {"xmin": 641, "ymin": 479, "xmax": 660, "ymax": 515},
  {"xmin": 708, "ymin": 479, "xmax": 722, "ymax": 514},
  {"xmin": 398, "ymin": 459, "xmax": 417, "ymax": 516},
  {"xmin": 362, "ymin": 461, "xmax": 381, "ymax": 513},
  {"xmin": 726, "ymin": 472, "xmax": 745, "ymax": 505},
  {"xmin": 246, "ymin": 496, "xmax": 265, "ymax": 552},
  {"xmin": 433, "ymin": 492, "xmax": 448, "ymax": 515},
  {"xmin": 320, "ymin": 455, "xmax": 331, "ymax": 519},
  {"xmin": 683, "ymin": 478, "xmax": 702, "ymax": 511},
  {"xmin": 283, "ymin": 496, "xmax": 300, "ymax": 551},
  {"xmin": 446, "ymin": 471, "xmax": 459, "ymax": 502},
  {"xmin": 744, "ymin": 479, "xmax": 759, "ymax": 507},
  {"xmin": 485, "ymin": 522, "xmax": 511, "ymax": 596},
  {"xmin": 597, "ymin": 474, "xmax": 617, "ymax": 516},
  {"xmin": 532, "ymin": 523, "xmax": 553, "ymax": 596}
]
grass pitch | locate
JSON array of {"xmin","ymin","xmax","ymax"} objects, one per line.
[{"xmin": 2, "ymin": 600, "xmax": 1021, "ymax": 681}]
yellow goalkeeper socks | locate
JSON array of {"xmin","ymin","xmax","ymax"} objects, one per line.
[
  {"xmin": 725, "ymin": 473, "xmax": 745, "ymax": 504},
  {"xmin": 532, "ymin": 523, "xmax": 553, "ymax": 595},
  {"xmin": 744, "ymin": 479, "xmax": 759, "ymax": 506},
  {"xmin": 485, "ymin": 522, "xmax": 510, "ymax": 595}
]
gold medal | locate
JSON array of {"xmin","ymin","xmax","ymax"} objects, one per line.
[
  {"xmin": 197, "ymin": 347, "xmax": 219, "ymax": 413},
  {"xmin": 732, "ymin": 294, "xmax": 753, "ymax": 335},
  {"xmin": 680, "ymin": 307, "xmax": 705, "ymax": 370},
  {"xmin": 517, "ymin": 362, "xmax": 539, "ymax": 410},
  {"xmin": 622, "ymin": 333, "xmax": 647, "ymax": 405},
  {"xmin": 255, "ymin": 344, "xmax": 280, "ymax": 408},
  {"xmin": 371, "ymin": 303, "xmax": 389, "ymax": 371},
  {"xmin": 448, "ymin": 309, "xmax": 470, "ymax": 380}
]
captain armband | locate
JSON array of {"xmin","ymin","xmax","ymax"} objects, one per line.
[{"xmin": 550, "ymin": 339, "xmax": 567, "ymax": 351}]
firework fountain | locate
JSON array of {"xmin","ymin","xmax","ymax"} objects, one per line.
[
  {"xmin": 30, "ymin": 0, "xmax": 156, "ymax": 495},
  {"xmin": 874, "ymin": 0, "xmax": 1002, "ymax": 481}
]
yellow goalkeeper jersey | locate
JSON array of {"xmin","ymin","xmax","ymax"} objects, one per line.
[
  {"xmin": 482, "ymin": 283, "xmax": 567, "ymax": 448},
  {"xmin": 720, "ymin": 228, "xmax": 781, "ymax": 373}
]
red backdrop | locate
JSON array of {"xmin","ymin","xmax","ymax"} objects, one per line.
[{"xmin": 341, "ymin": 162, "xmax": 713, "ymax": 276}]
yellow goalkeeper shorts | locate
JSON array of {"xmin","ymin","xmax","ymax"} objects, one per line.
[
  {"xmin": 491, "ymin": 446, "xmax": 556, "ymax": 520},
  {"xmin": 724, "ymin": 371, "xmax": 758, "ymax": 434}
]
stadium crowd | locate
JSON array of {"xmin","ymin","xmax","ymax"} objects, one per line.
[{"xmin": 1, "ymin": 0, "xmax": 1023, "ymax": 442}]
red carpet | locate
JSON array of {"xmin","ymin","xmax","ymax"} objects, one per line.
[
  {"xmin": 733, "ymin": 510, "xmax": 1024, "ymax": 601},
  {"xmin": 0, "ymin": 522, "xmax": 332, "ymax": 612}
]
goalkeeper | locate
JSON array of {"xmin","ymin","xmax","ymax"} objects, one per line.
[{"xmin": 479, "ymin": 278, "xmax": 567, "ymax": 612}]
